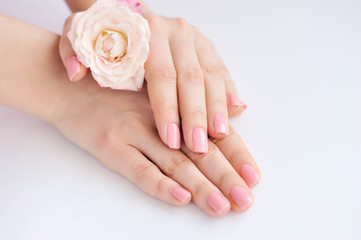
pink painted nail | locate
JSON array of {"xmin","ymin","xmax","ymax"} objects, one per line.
[
  {"xmin": 192, "ymin": 127, "xmax": 208, "ymax": 153},
  {"xmin": 228, "ymin": 93, "xmax": 247, "ymax": 109},
  {"xmin": 230, "ymin": 186, "xmax": 253, "ymax": 210},
  {"xmin": 207, "ymin": 192, "xmax": 230, "ymax": 213},
  {"xmin": 213, "ymin": 114, "xmax": 228, "ymax": 134},
  {"xmin": 66, "ymin": 56, "xmax": 80, "ymax": 81},
  {"xmin": 172, "ymin": 186, "xmax": 191, "ymax": 202},
  {"xmin": 167, "ymin": 123, "xmax": 181, "ymax": 149},
  {"xmin": 240, "ymin": 164, "xmax": 260, "ymax": 187}
]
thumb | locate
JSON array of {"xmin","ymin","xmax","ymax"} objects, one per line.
[{"xmin": 59, "ymin": 15, "xmax": 88, "ymax": 82}]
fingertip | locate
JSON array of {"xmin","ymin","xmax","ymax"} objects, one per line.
[
  {"xmin": 167, "ymin": 123, "xmax": 181, "ymax": 149},
  {"xmin": 209, "ymin": 114, "xmax": 228, "ymax": 139},
  {"xmin": 239, "ymin": 164, "xmax": 261, "ymax": 188},
  {"xmin": 227, "ymin": 92, "xmax": 247, "ymax": 117},
  {"xmin": 171, "ymin": 186, "xmax": 192, "ymax": 206},
  {"xmin": 71, "ymin": 65, "xmax": 88, "ymax": 82},
  {"xmin": 65, "ymin": 56, "xmax": 87, "ymax": 81},
  {"xmin": 207, "ymin": 192, "xmax": 231, "ymax": 217},
  {"xmin": 192, "ymin": 127, "xmax": 208, "ymax": 153},
  {"xmin": 230, "ymin": 186, "xmax": 254, "ymax": 212},
  {"xmin": 228, "ymin": 104, "xmax": 247, "ymax": 117}
]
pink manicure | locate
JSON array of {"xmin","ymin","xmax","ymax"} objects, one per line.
[
  {"xmin": 66, "ymin": 56, "xmax": 80, "ymax": 81},
  {"xmin": 240, "ymin": 164, "xmax": 260, "ymax": 187},
  {"xmin": 230, "ymin": 186, "xmax": 253, "ymax": 210},
  {"xmin": 192, "ymin": 127, "xmax": 208, "ymax": 153},
  {"xmin": 213, "ymin": 114, "xmax": 228, "ymax": 134},
  {"xmin": 207, "ymin": 192, "xmax": 230, "ymax": 213},
  {"xmin": 228, "ymin": 93, "xmax": 247, "ymax": 109},
  {"xmin": 172, "ymin": 186, "xmax": 191, "ymax": 202},
  {"xmin": 167, "ymin": 123, "xmax": 181, "ymax": 149}
]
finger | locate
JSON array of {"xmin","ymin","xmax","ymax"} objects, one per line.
[
  {"xmin": 59, "ymin": 15, "xmax": 88, "ymax": 82},
  {"xmin": 135, "ymin": 133, "xmax": 231, "ymax": 217},
  {"xmin": 145, "ymin": 15, "xmax": 180, "ymax": 149},
  {"xmin": 192, "ymin": 27, "xmax": 246, "ymax": 117},
  {"xmin": 212, "ymin": 125, "xmax": 261, "ymax": 187},
  {"xmin": 181, "ymin": 141, "xmax": 254, "ymax": 212},
  {"xmin": 169, "ymin": 18, "xmax": 208, "ymax": 153},
  {"xmin": 194, "ymin": 31, "xmax": 229, "ymax": 138},
  {"xmin": 225, "ymin": 76, "xmax": 247, "ymax": 117},
  {"xmin": 99, "ymin": 145, "xmax": 192, "ymax": 206}
]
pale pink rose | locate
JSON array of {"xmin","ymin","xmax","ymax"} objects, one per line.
[{"xmin": 67, "ymin": 0, "xmax": 150, "ymax": 91}]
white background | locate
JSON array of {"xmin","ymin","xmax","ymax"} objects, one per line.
[{"xmin": 1, "ymin": 0, "xmax": 360, "ymax": 239}]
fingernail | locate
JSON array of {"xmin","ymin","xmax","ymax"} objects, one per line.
[
  {"xmin": 230, "ymin": 186, "xmax": 253, "ymax": 210},
  {"xmin": 172, "ymin": 186, "xmax": 191, "ymax": 202},
  {"xmin": 213, "ymin": 114, "xmax": 228, "ymax": 134},
  {"xmin": 207, "ymin": 192, "xmax": 230, "ymax": 213},
  {"xmin": 167, "ymin": 123, "xmax": 181, "ymax": 149},
  {"xmin": 66, "ymin": 56, "xmax": 80, "ymax": 81},
  {"xmin": 228, "ymin": 93, "xmax": 247, "ymax": 109},
  {"xmin": 192, "ymin": 127, "xmax": 208, "ymax": 153},
  {"xmin": 240, "ymin": 164, "xmax": 260, "ymax": 187}
]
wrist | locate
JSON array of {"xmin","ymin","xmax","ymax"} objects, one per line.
[{"xmin": 0, "ymin": 15, "xmax": 72, "ymax": 124}]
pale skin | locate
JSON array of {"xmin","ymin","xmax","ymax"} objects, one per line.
[
  {"xmin": 61, "ymin": 0, "xmax": 247, "ymax": 153},
  {"xmin": 0, "ymin": 5, "xmax": 260, "ymax": 217}
]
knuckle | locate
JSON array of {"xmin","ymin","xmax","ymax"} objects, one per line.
[
  {"xmin": 173, "ymin": 17, "xmax": 189, "ymax": 31},
  {"xmin": 132, "ymin": 161, "xmax": 155, "ymax": 181},
  {"xmin": 203, "ymin": 62, "xmax": 227, "ymax": 75},
  {"xmin": 126, "ymin": 115, "xmax": 144, "ymax": 130},
  {"xmin": 145, "ymin": 14, "xmax": 162, "ymax": 26},
  {"xmin": 156, "ymin": 67, "xmax": 177, "ymax": 84},
  {"xmin": 182, "ymin": 68, "xmax": 203, "ymax": 84},
  {"xmin": 98, "ymin": 128, "xmax": 120, "ymax": 152},
  {"xmin": 191, "ymin": 143, "xmax": 219, "ymax": 165},
  {"xmin": 207, "ymin": 141, "xmax": 220, "ymax": 154},
  {"xmin": 211, "ymin": 97, "xmax": 227, "ymax": 109},
  {"xmin": 118, "ymin": 112, "xmax": 146, "ymax": 133},
  {"xmin": 155, "ymin": 178, "xmax": 168, "ymax": 197},
  {"xmin": 158, "ymin": 105, "xmax": 179, "ymax": 117},
  {"xmin": 190, "ymin": 110, "xmax": 207, "ymax": 123},
  {"xmin": 98, "ymin": 113, "xmax": 146, "ymax": 149},
  {"xmin": 164, "ymin": 155, "xmax": 189, "ymax": 176},
  {"xmin": 194, "ymin": 181, "xmax": 211, "ymax": 197},
  {"xmin": 218, "ymin": 172, "xmax": 234, "ymax": 189}
]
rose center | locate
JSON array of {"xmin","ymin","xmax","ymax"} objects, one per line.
[{"xmin": 95, "ymin": 30, "xmax": 127, "ymax": 62}]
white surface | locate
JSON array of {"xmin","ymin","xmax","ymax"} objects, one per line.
[{"xmin": 1, "ymin": 0, "xmax": 361, "ymax": 239}]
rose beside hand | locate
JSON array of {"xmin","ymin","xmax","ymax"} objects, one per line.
[{"xmin": 67, "ymin": 0, "xmax": 150, "ymax": 90}]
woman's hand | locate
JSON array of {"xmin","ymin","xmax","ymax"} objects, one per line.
[
  {"xmin": 59, "ymin": 7, "xmax": 247, "ymax": 154},
  {"xmin": 54, "ymin": 77, "xmax": 260, "ymax": 217}
]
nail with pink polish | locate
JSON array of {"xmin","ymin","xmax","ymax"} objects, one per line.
[
  {"xmin": 192, "ymin": 127, "xmax": 208, "ymax": 153},
  {"xmin": 213, "ymin": 114, "xmax": 228, "ymax": 134},
  {"xmin": 167, "ymin": 123, "xmax": 181, "ymax": 149},
  {"xmin": 172, "ymin": 186, "xmax": 191, "ymax": 202},
  {"xmin": 207, "ymin": 192, "xmax": 230, "ymax": 213},
  {"xmin": 240, "ymin": 164, "xmax": 260, "ymax": 187},
  {"xmin": 66, "ymin": 56, "xmax": 80, "ymax": 81},
  {"xmin": 230, "ymin": 186, "xmax": 253, "ymax": 210},
  {"xmin": 228, "ymin": 93, "xmax": 247, "ymax": 109}
]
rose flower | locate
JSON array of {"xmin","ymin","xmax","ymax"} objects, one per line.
[{"xmin": 67, "ymin": 0, "xmax": 150, "ymax": 91}]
